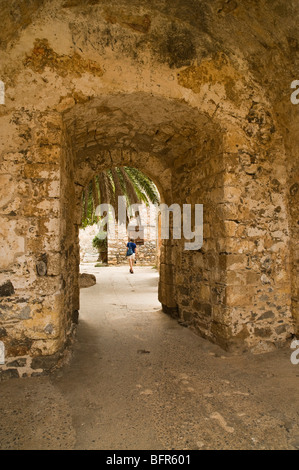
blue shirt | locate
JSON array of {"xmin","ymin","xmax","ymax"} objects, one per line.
[{"xmin": 127, "ymin": 242, "xmax": 136, "ymax": 253}]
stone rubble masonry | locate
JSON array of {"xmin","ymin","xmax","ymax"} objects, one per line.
[
  {"xmin": 0, "ymin": 0, "xmax": 298, "ymax": 372},
  {"xmin": 0, "ymin": 324, "xmax": 76, "ymax": 381}
]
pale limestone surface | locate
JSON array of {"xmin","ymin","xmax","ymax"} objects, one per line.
[{"xmin": 0, "ymin": 267, "xmax": 298, "ymax": 450}]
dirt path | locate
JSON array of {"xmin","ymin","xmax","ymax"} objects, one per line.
[{"xmin": 0, "ymin": 266, "xmax": 299, "ymax": 450}]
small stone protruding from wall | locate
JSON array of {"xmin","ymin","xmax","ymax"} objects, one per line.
[
  {"xmin": 79, "ymin": 273, "xmax": 96, "ymax": 288},
  {"xmin": 36, "ymin": 253, "xmax": 48, "ymax": 276},
  {"xmin": 0, "ymin": 280, "xmax": 15, "ymax": 297}
]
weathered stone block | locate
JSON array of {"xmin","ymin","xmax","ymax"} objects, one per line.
[
  {"xmin": 0, "ymin": 281, "xmax": 15, "ymax": 296},
  {"xmin": 5, "ymin": 338, "xmax": 33, "ymax": 357},
  {"xmin": 0, "ymin": 369, "xmax": 19, "ymax": 381},
  {"xmin": 193, "ymin": 301, "xmax": 212, "ymax": 317},
  {"xmin": 31, "ymin": 352, "xmax": 61, "ymax": 371},
  {"xmin": 0, "ymin": 327, "xmax": 7, "ymax": 338},
  {"xmin": 6, "ymin": 358, "xmax": 27, "ymax": 367},
  {"xmin": 225, "ymin": 286, "xmax": 253, "ymax": 307},
  {"xmin": 0, "ymin": 219, "xmax": 25, "ymax": 269},
  {"xmin": 79, "ymin": 273, "xmax": 96, "ymax": 288}
]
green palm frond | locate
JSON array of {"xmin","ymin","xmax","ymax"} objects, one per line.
[
  {"xmin": 124, "ymin": 167, "xmax": 160, "ymax": 205},
  {"xmin": 81, "ymin": 166, "xmax": 160, "ymax": 227},
  {"xmin": 111, "ymin": 168, "xmax": 124, "ymax": 221},
  {"xmin": 98, "ymin": 172, "xmax": 110, "ymax": 206},
  {"xmin": 119, "ymin": 167, "xmax": 140, "ymax": 206}
]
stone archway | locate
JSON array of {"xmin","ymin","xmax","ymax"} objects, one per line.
[
  {"xmin": 0, "ymin": 96, "xmax": 295, "ymax": 368},
  {"xmin": 0, "ymin": 0, "xmax": 297, "ymax": 376},
  {"xmin": 53, "ymin": 91, "xmax": 296, "ymax": 357},
  {"xmin": 59, "ymin": 92, "xmax": 225, "ymax": 357}
]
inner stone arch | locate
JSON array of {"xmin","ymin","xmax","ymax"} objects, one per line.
[
  {"xmin": 0, "ymin": 88, "xmax": 295, "ymax": 370},
  {"xmin": 59, "ymin": 92, "xmax": 228, "ymax": 352},
  {"xmin": 66, "ymin": 149, "xmax": 173, "ymax": 334},
  {"xmin": 56, "ymin": 91, "xmax": 297, "ymax": 355}
]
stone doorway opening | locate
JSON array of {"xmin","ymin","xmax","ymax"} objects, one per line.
[
  {"xmin": 45, "ymin": 91, "xmax": 297, "ymax": 358},
  {"xmin": 60, "ymin": 92, "xmax": 228, "ymax": 359},
  {"xmin": 78, "ymin": 166, "xmax": 162, "ymax": 313},
  {"xmin": 0, "ymin": 91, "xmax": 296, "ymax": 379},
  {"xmin": 79, "ymin": 167, "xmax": 161, "ymax": 268}
]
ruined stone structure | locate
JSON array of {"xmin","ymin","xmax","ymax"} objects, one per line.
[{"xmin": 0, "ymin": 0, "xmax": 299, "ymax": 375}]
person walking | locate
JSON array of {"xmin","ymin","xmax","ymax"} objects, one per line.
[{"xmin": 126, "ymin": 238, "xmax": 137, "ymax": 274}]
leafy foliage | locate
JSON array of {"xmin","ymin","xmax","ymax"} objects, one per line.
[
  {"xmin": 92, "ymin": 233, "xmax": 108, "ymax": 250},
  {"xmin": 81, "ymin": 167, "xmax": 160, "ymax": 227}
]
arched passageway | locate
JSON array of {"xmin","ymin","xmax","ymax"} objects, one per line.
[
  {"xmin": 0, "ymin": 0, "xmax": 298, "ymax": 376},
  {"xmin": 61, "ymin": 92, "xmax": 228, "ymax": 350},
  {"xmin": 0, "ymin": 90, "xmax": 294, "ymax": 374}
]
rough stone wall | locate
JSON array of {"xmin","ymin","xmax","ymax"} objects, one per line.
[
  {"xmin": 275, "ymin": 104, "xmax": 299, "ymax": 337},
  {"xmin": 289, "ymin": 151, "xmax": 299, "ymax": 336},
  {"xmin": 108, "ymin": 238, "xmax": 157, "ymax": 266},
  {"xmin": 0, "ymin": 0, "xmax": 298, "ymax": 366},
  {"xmin": 0, "ymin": 109, "xmax": 66, "ymax": 360},
  {"xmin": 79, "ymin": 224, "xmax": 100, "ymax": 263},
  {"xmin": 223, "ymin": 118, "xmax": 293, "ymax": 353},
  {"xmin": 170, "ymin": 132, "xmax": 227, "ymax": 346},
  {"xmin": 170, "ymin": 112, "xmax": 294, "ymax": 353},
  {"xmin": 60, "ymin": 124, "xmax": 79, "ymax": 340}
]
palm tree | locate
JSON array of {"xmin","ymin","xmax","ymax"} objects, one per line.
[{"xmin": 81, "ymin": 167, "xmax": 160, "ymax": 263}]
